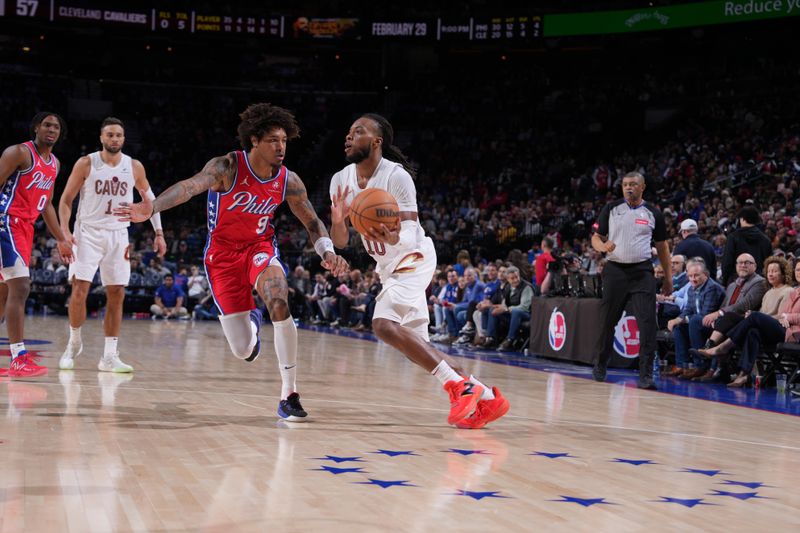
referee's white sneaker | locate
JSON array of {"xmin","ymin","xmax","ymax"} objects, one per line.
[
  {"xmin": 59, "ymin": 342, "xmax": 83, "ymax": 370},
  {"xmin": 98, "ymin": 353, "xmax": 134, "ymax": 373}
]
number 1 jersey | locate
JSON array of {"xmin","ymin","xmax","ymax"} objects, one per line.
[{"xmin": 207, "ymin": 151, "xmax": 288, "ymax": 246}]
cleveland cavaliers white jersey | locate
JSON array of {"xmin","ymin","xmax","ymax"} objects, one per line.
[
  {"xmin": 330, "ymin": 158, "xmax": 434, "ymax": 276},
  {"xmin": 77, "ymin": 151, "xmax": 134, "ymax": 229}
]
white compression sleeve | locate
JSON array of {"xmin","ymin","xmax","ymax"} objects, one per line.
[
  {"xmin": 144, "ymin": 188, "xmax": 163, "ymax": 232},
  {"xmin": 219, "ymin": 312, "xmax": 258, "ymax": 359}
]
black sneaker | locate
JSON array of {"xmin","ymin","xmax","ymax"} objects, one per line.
[
  {"xmin": 637, "ymin": 376, "xmax": 657, "ymax": 390},
  {"xmin": 278, "ymin": 392, "xmax": 308, "ymax": 421},
  {"xmin": 245, "ymin": 309, "xmax": 262, "ymax": 362},
  {"xmin": 592, "ymin": 364, "xmax": 607, "ymax": 382}
]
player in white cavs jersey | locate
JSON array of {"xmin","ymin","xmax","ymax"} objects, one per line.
[
  {"xmin": 329, "ymin": 114, "xmax": 509, "ymax": 429},
  {"xmin": 57, "ymin": 117, "xmax": 166, "ymax": 372}
]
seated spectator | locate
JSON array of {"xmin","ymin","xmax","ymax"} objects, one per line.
[
  {"xmin": 191, "ymin": 293, "xmax": 220, "ymax": 321},
  {"xmin": 150, "ymin": 273, "xmax": 189, "ymax": 319},
  {"xmin": 665, "ymin": 258, "xmax": 725, "ymax": 377},
  {"xmin": 674, "ymin": 219, "xmax": 717, "ymax": 281},
  {"xmin": 455, "ymin": 263, "xmax": 499, "ymax": 345},
  {"xmin": 146, "ymin": 257, "xmax": 171, "ymax": 278},
  {"xmin": 694, "ymin": 256, "xmax": 796, "ymax": 387},
  {"xmin": 287, "ymin": 265, "xmax": 311, "ymax": 320},
  {"xmin": 331, "ymin": 270, "xmax": 362, "ymax": 328},
  {"xmin": 43, "ymin": 247, "xmax": 67, "ymax": 274},
  {"xmin": 186, "ymin": 264, "xmax": 208, "ymax": 307},
  {"xmin": 484, "ymin": 266, "xmax": 533, "ymax": 351},
  {"xmin": 431, "ymin": 268, "xmax": 460, "ymax": 342},
  {"xmin": 682, "ymin": 253, "xmax": 766, "ymax": 381},
  {"xmin": 452, "ymin": 249, "xmax": 472, "ymax": 277},
  {"xmin": 445, "ymin": 267, "xmax": 484, "ymax": 343},
  {"xmin": 670, "ymin": 254, "xmax": 688, "ymax": 291},
  {"xmin": 471, "ymin": 264, "xmax": 507, "ymax": 348},
  {"xmin": 307, "ymin": 272, "xmax": 334, "ymax": 324},
  {"xmin": 352, "ymin": 272, "xmax": 382, "ymax": 332},
  {"xmin": 427, "ymin": 271, "xmax": 447, "ymax": 335}
]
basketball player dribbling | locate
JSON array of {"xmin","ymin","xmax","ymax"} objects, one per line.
[
  {"xmin": 329, "ymin": 114, "xmax": 509, "ymax": 429},
  {"xmin": 0, "ymin": 112, "xmax": 75, "ymax": 377},
  {"xmin": 58, "ymin": 117, "xmax": 167, "ymax": 373},
  {"xmin": 116, "ymin": 103, "xmax": 348, "ymax": 421}
]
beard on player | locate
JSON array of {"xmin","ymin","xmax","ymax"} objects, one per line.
[
  {"xmin": 345, "ymin": 144, "xmax": 371, "ymax": 164},
  {"xmin": 102, "ymin": 142, "xmax": 122, "ymax": 154}
]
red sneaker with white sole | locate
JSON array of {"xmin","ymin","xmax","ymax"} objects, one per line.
[
  {"xmin": 455, "ymin": 387, "xmax": 510, "ymax": 429},
  {"xmin": 8, "ymin": 353, "xmax": 48, "ymax": 378}
]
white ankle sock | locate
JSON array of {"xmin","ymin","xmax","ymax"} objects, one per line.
[
  {"xmin": 469, "ymin": 375, "xmax": 495, "ymax": 400},
  {"xmin": 10, "ymin": 342, "xmax": 26, "ymax": 359},
  {"xmin": 432, "ymin": 360, "xmax": 462, "ymax": 386},
  {"xmin": 272, "ymin": 317, "xmax": 298, "ymax": 400},
  {"xmin": 69, "ymin": 326, "xmax": 82, "ymax": 346},
  {"xmin": 104, "ymin": 337, "xmax": 118, "ymax": 358}
]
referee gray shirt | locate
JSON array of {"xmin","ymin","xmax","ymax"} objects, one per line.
[{"xmin": 596, "ymin": 199, "xmax": 667, "ymax": 264}]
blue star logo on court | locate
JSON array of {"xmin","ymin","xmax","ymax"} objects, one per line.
[
  {"xmin": 529, "ymin": 452, "xmax": 575, "ymax": 459},
  {"xmin": 679, "ymin": 468, "xmax": 731, "ymax": 477},
  {"xmin": 551, "ymin": 496, "xmax": 616, "ymax": 507},
  {"xmin": 612, "ymin": 458, "xmax": 657, "ymax": 466},
  {"xmin": 354, "ymin": 479, "xmax": 417, "ymax": 489},
  {"xmin": 445, "ymin": 449, "xmax": 492, "ymax": 456},
  {"xmin": 654, "ymin": 497, "xmax": 717, "ymax": 508},
  {"xmin": 708, "ymin": 490, "xmax": 770, "ymax": 501},
  {"xmin": 369, "ymin": 449, "xmax": 420, "ymax": 457},
  {"xmin": 312, "ymin": 466, "xmax": 367, "ymax": 475},
  {"xmin": 452, "ymin": 490, "xmax": 510, "ymax": 501},
  {"xmin": 311, "ymin": 455, "xmax": 365, "ymax": 463},
  {"xmin": 718, "ymin": 480, "xmax": 772, "ymax": 489}
]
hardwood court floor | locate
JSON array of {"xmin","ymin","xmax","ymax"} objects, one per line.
[{"xmin": 1, "ymin": 316, "xmax": 798, "ymax": 532}]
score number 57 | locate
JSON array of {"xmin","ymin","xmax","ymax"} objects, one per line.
[{"xmin": 16, "ymin": 0, "xmax": 39, "ymax": 16}]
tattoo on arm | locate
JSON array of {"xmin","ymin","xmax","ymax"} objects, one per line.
[
  {"xmin": 152, "ymin": 156, "xmax": 232, "ymax": 214},
  {"xmin": 285, "ymin": 172, "xmax": 330, "ymax": 243}
]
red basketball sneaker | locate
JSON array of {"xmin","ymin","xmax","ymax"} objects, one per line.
[
  {"xmin": 444, "ymin": 379, "xmax": 484, "ymax": 425},
  {"xmin": 8, "ymin": 353, "xmax": 48, "ymax": 378},
  {"xmin": 455, "ymin": 387, "xmax": 510, "ymax": 430}
]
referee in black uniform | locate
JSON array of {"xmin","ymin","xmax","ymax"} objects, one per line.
[{"xmin": 591, "ymin": 172, "xmax": 672, "ymax": 390}]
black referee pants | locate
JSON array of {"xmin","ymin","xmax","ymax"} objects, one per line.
[{"xmin": 595, "ymin": 260, "xmax": 658, "ymax": 379}]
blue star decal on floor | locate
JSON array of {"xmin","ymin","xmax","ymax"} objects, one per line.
[
  {"xmin": 654, "ymin": 497, "xmax": 717, "ymax": 508},
  {"xmin": 445, "ymin": 448, "xmax": 492, "ymax": 456},
  {"xmin": 718, "ymin": 480, "xmax": 771, "ymax": 489},
  {"xmin": 551, "ymin": 496, "xmax": 616, "ymax": 507},
  {"xmin": 612, "ymin": 458, "xmax": 657, "ymax": 466},
  {"xmin": 529, "ymin": 452, "xmax": 575, "ymax": 459},
  {"xmin": 369, "ymin": 449, "xmax": 420, "ymax": 457},
  {"xmin": 354, "ymin": 479, "xmax": 417, "ymax": 489},
  {"xmin": 311, "ymin": 455, "xmax": 365, "ymax": 463},
  {"xmin": 708, "ymin": 490, "xmax": 770, "ymax": 501},
  {"xmin": 452, "ymin": 490, "xmax": 510, "ymax": 500},
  {"xmin": 679, "ymin": 468, "xmax": 731, "ymax": 477},
  {"xmin": 312, "ymin": 466, "xmax": 367, "ymax": 475}
]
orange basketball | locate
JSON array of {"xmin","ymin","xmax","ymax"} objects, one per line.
[{"xmin": 349, "ymin": 188, "xmax": 400, "ymax": 236}]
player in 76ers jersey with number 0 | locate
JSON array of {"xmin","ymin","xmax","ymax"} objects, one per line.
[
  {"xmin": 0, "ymin": 112, "xmax": 74, "ymax": 377},
  {"xmin": 117, "ymin": 103, "xmax": 348, "ymax": 421},
  {"xmin": 329, "ymin": 114, "xmax": 509, "ymax": 429}
]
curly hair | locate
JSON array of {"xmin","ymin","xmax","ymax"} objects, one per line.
[
  {"xmin": 237, "ymin": 103, "xmax": 300, "ymax": 150},
  {"xmin": 763, "ymin": 255, "xmax": 793, "ymax": 287}
]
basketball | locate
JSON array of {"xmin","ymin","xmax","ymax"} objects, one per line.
[{"xmin": 349, "ymin": 188, "xmax": 400, "ymax": 236}]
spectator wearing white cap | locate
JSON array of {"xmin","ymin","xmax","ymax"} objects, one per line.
[{"xmin": 674, "ymin": 218, "xmax": 718, "ymax": 282}]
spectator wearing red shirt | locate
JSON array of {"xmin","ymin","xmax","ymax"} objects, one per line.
[{"xmin": 534, "ymin": 237, "xmax": 555, "ymax": 286}]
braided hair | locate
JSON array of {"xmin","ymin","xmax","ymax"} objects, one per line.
[{"xmin": 360, "ymin": 113, "xmax": 416, "ymax": 178}]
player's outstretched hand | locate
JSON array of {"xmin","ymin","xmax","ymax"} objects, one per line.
[
  {"xmin": 322, "ymin": 251, "xmax": 349, "ymax": 277},
  {"xmin": 57, "ymin": 238, "xmax": 74, "ymax": 264},
  {"xmin": 114, "ymin": 195, "xmax": 153, "ymax": 224},
  {"xmin": 367, "ymin": 223, "xmax": 400, "ymax": 246},
  {"xmin": 331, "ymin": 185, "xmax": 350, "ymax": 225},
  {"xmin": 154, "ymin": 234, "xmax": 167, "ymax": 258}
]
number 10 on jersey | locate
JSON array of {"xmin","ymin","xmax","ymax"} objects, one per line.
[{"xmin": 365, "ymin": 239, "xmax": 386, "ymax": 256}]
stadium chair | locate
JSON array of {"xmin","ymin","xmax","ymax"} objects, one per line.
[{"xmin": 774, "ymin": 343, "xmax": 800, "ymax": 390}]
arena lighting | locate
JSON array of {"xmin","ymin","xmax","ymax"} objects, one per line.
[
  {"xmin": 39, "ymin": 35, "xmax": 45, "ymax": 40},
  {"xmin": 22, "ymin": 46, "xmax": 31, "ymax": 52}
]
